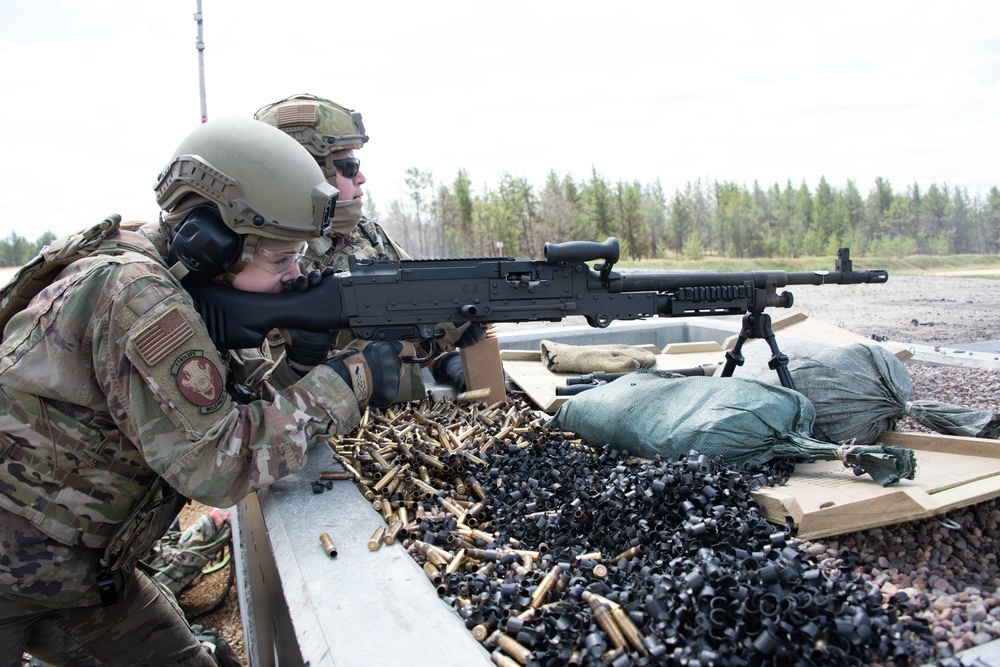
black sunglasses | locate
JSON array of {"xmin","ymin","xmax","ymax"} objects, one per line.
[{"xmin": 331, "ymin": 157, "xmax": 361, "ymax": 179}]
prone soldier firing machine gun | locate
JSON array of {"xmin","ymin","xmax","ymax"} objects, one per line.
[{"xmin": 188, "ymin": 237, "xmax": 888, "ymax": 388}]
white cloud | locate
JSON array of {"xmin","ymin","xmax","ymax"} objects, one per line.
[{"xmin": 1, "ymin": 0, "xmax": 998, "ymax": 242}]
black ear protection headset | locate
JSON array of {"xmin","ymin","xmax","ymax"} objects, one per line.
[{"xmin": 167, "ymin": 206, "xmax": 242, "ymax": 286}]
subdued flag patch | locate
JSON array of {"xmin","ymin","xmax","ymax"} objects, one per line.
[{"xmin": 134, "ymin": 308, "xmax": 195, "ymax": 366}]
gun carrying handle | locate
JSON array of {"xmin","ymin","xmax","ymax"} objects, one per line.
[{"xmin": 543, "ymin": 237, "xmax": 620, "ymax": 266}]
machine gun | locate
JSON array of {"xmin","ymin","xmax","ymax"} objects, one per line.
[{"xmin": 188, "ymin": 237, "xmax": 888, "ymax": 388}]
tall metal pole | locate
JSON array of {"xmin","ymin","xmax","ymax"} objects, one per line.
[{"xmin": 194, "ymin": 0, "xmax": 207, "ymax": 123}]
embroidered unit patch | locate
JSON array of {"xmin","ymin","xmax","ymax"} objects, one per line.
[{"xmin": 171, "ymin": 350, "xmax": 226, "ymax": 413}]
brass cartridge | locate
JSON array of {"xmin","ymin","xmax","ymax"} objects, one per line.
[
  {"xmin": 497, "ymin": 635, "xmax": 533, "ymax": 665},
  {"xmin": 319, "ymin": 532, "xmax": 338, "ymax": 557},
  {"xmin": 318, "ymin": 470, "xmax": 354, "ymax": 481},
  {"xmin": 611, "ymin": 606, "xmax": 648, "ymax": 655},
  {"xmin": 529, "ymin": 564, "xmax": 563, "ymax": 609},
  {"xmin": 368, "ymin": 526, "xmax": 387, "ymax": 551}
]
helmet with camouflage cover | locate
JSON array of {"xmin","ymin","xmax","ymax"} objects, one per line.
[
  {"xmin": 154, "ymin": 116, "xmax": 339, "ymax": 242},
  {"xmin": 254, "ymin": 94, "xmax": 368, "ymax": 177}
]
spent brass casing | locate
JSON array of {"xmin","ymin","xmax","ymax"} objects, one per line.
[
  {"xmin": 529, "ymin": 564, "xmax": 562, "ymax": 609},
  {"xmin": 497, "ymin": 635, "xmax": 533, "ymax": 665},
  {"xmin": 472, "ymin": 617, "xmax": 495, "ymax": 641},
  {"xmin": 422, "ymin": 561, "xmax": 442, "ymax": 585},
  {"xmin": 384, "ymin": 520, "xmax": 404, "ymax": 545},
  {"xmin": 318, "ymin": 470, "xmax": 354, "ymax": 481},
  {"xmin": 368, "ymin": 526, "xmax": 387, "ymax": 551},
  {"xmin": 611, "ymin": 606, "xmax": 647, "ymax": 655},
  {"xmin": 466, "ymin": 477, "xmax": 486, "ymax": 500},
  {"xmin": 592, "ymin": 603, "xmax": 627, "ymax": 650},
  {"xmin": 380, "ymin": 499, "xmax": 395, "ymax": 524},
  {"xmin": 609, "ymin": 545, "xmax": 643, "ymax": 565},
  {"xmin": 319, "ymin": 532, "xmax": 338, "ymax": 558},
  {"xmin": 491, "ymin": 648, "xmax": 522, "ymax": 667},
  {"xmin": 445, "ymin": 548, "xmax": 467, "ymax": 575},
  {"xmin": 372, "ymin": 465, "xmax": 401, "ymax": 492}
]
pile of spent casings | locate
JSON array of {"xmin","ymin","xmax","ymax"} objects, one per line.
[{"xmin": 334, "ymin": 397, "xmax": 935, "ymax": 666}]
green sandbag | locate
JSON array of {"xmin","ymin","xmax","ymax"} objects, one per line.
[
  {"xmin": 721, "ymin": 340, "xmax": 999, "ymax": 444},
  {"xmin": 546, "ymin": 373, "xmax": 916, "ymax": 487}
]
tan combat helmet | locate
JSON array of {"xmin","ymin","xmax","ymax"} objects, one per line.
[
  {"xmin": 154, "ymin": 116, "xmax": 339, "ymax": 242},
  {"xmin": 254, "ymin": 94, "xmax": 368, "ymax": 178}
]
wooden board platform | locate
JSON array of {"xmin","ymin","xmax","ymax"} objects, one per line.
[
  {"xmin": 753, "ymin": 431, "xmax": 1000, "ymax": 540},
  {"xmin": 501, "ymin": 313, "xmax": 909, "ymax": 413}
]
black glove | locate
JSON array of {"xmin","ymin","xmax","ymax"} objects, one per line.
[
  {"xmin": 283, "ymin": 328, "xmax": 339, "ymax": 367},
  {"xmin": 284, "ymin": 267, "xmax": 335, "ymax": 293},
  {"xmin": 432, "ymin": 351, "xmax": 466, "ymax": 391},
  {"xmin": 454, "ymin": 323, "xmax": 489, "ymax": 349},
  {"xmin": 323, "ymin": 341, "xmax": 410, "ymax": 409}
]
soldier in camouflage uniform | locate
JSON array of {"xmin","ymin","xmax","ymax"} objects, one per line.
[
  {"xmin": 0, "ymin": 117, "xmax": 408, "ymax": 665},
  {"xmin": 254, "ymin": 95, "xmax": 485, "ymax": 398}
]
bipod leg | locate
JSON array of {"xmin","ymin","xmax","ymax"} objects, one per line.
[
  {"xmin": 720, "ymin": 313, "xmax": 796, "ymax": 389},
  {"xmin": 720, "ymin": 314, "xmax": 754, "ymax": 377}
]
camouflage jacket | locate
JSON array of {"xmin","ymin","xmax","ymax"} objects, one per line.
[
  {"xmin": 0, "ymin": 221, "xmax": 360, "ymax": 607},
  {"xmin": 304, "ymin": 215, "xmax": 409, "ymax": 271}
]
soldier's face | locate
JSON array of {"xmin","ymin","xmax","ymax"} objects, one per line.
[
  {"xmin": 230, "ymin": 240, "xmax": 306, "ymax": 294},
  {"xmin": 329, "ymin": 149, "xmax": 365, "ymax": 201}
]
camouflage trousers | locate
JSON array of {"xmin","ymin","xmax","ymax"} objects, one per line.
[{"xmin": 0, "ymin": 567, "xmax": 215, "ymax": 666}]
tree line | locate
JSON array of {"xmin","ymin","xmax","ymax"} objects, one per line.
[
  {"xmin": 374, "ymin": 170, "xmax": 1000, "ymax": 261},
  {"xmin": 4, "ymin": 173, "xmax": 999, "ymax": 267}
]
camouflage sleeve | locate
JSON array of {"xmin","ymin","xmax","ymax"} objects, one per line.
[{"xmin": 98, "ymin": 265, "xmax": 360, "ymax": 508}]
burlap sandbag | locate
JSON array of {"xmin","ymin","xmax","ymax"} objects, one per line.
[
  {"xmin": 719, "ymin": 339, "xmax": 999, "ymax": 444},
  {"xmin": 547, "ymin": 373, "xmax": 916, "ymax": 487},
  {"xmin": 540, "ymin": 340, "xmax": 656, "ymax": 373}
]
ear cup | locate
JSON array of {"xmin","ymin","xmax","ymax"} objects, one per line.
[{"xmin": 167, "ymin": 207, "xmax": 241, "ymax": 285}]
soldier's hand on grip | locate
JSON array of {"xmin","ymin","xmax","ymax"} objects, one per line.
[
  {"xmin": 323, "ymin": 340, "xmax": 416, "ymax": 409},
  {"xmin": 455, "ymin": 322, "xmax": 494, "ymax": 349},
  {"xmin": 284, "ymin": 267, "xmax": 335, "ymax": 293},
  {"xmin": 283, "ymin": 328, "xmax": 339, "ymax": 367}
]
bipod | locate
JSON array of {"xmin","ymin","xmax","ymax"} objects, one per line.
[{"xmin": 720, "ymin": 312, "xmax": 795, "ymax": 389}]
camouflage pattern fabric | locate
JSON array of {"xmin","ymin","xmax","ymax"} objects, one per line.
[
  {"xmin": 0, "ymin": 221, "xmax": 360, "ymax": 611},
  {"xmin": 0, "ymin": 566, "xmax": 216, "ymax": 666},
  {"xmin": 304, "ymin": 215, "xmax": 410, "ymax": 270}
]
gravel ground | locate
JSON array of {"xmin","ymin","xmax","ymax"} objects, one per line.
[{"xmin": 780, "ymin": 274, "xmax": 1000, "ymax": 665}]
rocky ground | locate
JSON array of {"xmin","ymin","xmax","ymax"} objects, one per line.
[{"xmin": 786, "ymin": 273, "xmax": 1000, "ymax": 348}]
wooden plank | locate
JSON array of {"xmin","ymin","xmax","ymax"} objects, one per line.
[
  {"xmin": 661, "ymin": 341, "xmax": 725, "ymax": 354},
  {"xmin": 501, "ymin": 314, "xmax": 911, "ymax": 412},
  {"xmin": 753, "ymin": 432, "xmax": 1000, "ymax": 539},
  {"xmin": 722, "ymin": 311, "xmax": 911, "ymax": 361}
]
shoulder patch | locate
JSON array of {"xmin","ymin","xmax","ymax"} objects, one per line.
[
  {"xmin": 133, "ymin": 306, "xmax": 195, "ymax": 366},
  {"xmin": 171, "ymin": 350, "xmax": 226, "ymax": 413}
]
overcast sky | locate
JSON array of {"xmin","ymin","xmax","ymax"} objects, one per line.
[{"xmin": 1, "ymin": 0, "xmax": 998, "ymax": 242}]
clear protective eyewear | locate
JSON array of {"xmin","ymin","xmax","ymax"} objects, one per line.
[{"xmin": 250, "ymin": 244, "xmax": 307, "ymax": 275}]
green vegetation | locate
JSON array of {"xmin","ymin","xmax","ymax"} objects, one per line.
[
  {"xmin": 6, "ymin": 173, "xmax": 1000, "ymax": 272},
  {"xmin": 616, "ymin": 253, "xmax": 1000, "ymax": 276},
  {"xmin": 376, "ymin": 172, "xmax": 1000, "ymax": 262}
]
